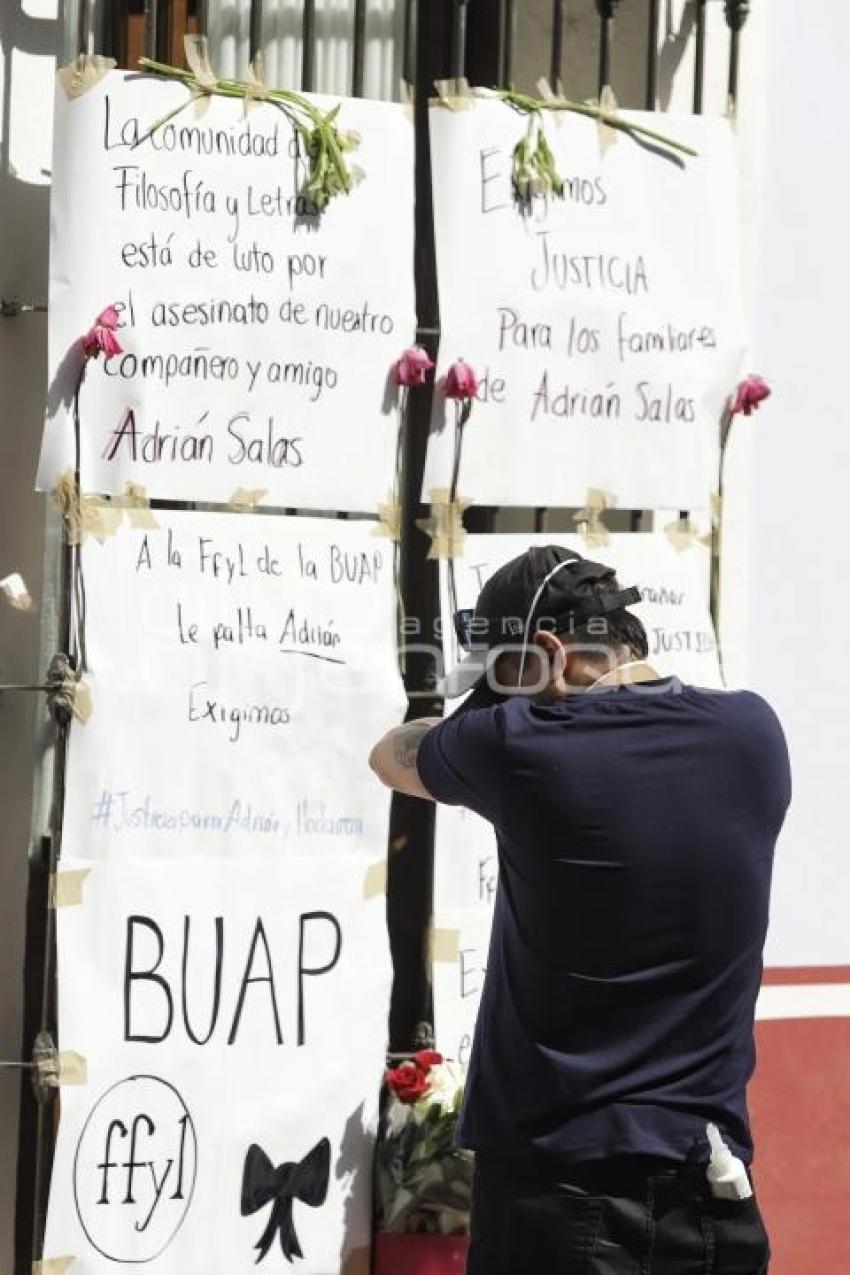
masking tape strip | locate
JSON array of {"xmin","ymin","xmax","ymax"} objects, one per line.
[
  {"xmin": 72, "ymin": 680, "xmax": 94, "ymax": 724},
  {"xmin": 572, "ymin": 487, "xmax": 615, "ymax": 548},
  {"xmin": 33, "ymin": 1257, "xmax": 75, "ymax": 1275},
  {"xmin": 597, "ymin": 84, "xmax": 620, "ymax": 154},
  {"xmin": 57, "ymin": 1052, "xmax": 87, "ymax": 1086},
  {"xmin": 664, "ymin": 516, "xmax": 711, "ymax": 554},
  {"xmin": 399, "ymin": 79, "xmax": 415, "ymax": 122},
  {"xmin": 363, "ymin": 860, "xmax": 388, "ymax": 900},
  {"xmin": 119, "ymin": 482, "xmax": 158, "ymax": 530},
  {"xmin": 51, "ymin": 472, "xmax": 118, "ymax": 545},
  {"xmin": 433, "ymin": 77, "xmax": 474, "ymax": 111},
  {"xmin": 373, "ymin": 494, "xmax": 402, "ymax": 542},
  {"xmin": 416, "ymin": 488, "xmax": 470, "ymax": 560},
  {"xmin": 50, "ymin": 869, "xmax": 91, "ymax": 909},
  {"xmin": 228, "ymin": 487, "xmax": 268, "ymax": 511},
  {"xmin": 431, "ymin": 928, "xmax": 460, "ymax": 963},
  {"xmin": 57, "ymin": 54, "xmax": 115, "ymax": 99}
]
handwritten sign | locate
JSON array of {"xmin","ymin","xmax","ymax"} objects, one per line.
[
  {"xmin": 432, "ymin": 530, "xmax": 720, "ymax": 1055},
  {"xmin": 63, "ymin": 512, "xmax": 406, "ymax": 858},
  {"xmin": 43, "ymin": 856, "xmax": 389, "ymax": 1274},
  {"xmin": 423, "ymin": 100, "xmax": 746, "ymax": 510},
  {"xmin": 37, "ymin": 71, "xmax": 414, "ymax": 511},
  {"xmin": 432, "ymin": 908, "xmax": 492, "ymax": 1070}
]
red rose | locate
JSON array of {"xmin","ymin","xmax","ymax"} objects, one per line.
[
  {"xmin": 386, "ymin": 1062, "xmax": 431, "ymax": 1104},
  {"xmin": 413, "ymin": 1050, "xmax": 443, "ymax": 1071}
]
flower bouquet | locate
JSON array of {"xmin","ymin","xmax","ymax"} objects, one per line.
[{"xmin": 376, "ymin": 1051, "xmax": 473, "ymax": 1237}]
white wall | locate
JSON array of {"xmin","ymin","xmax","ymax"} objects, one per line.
[{"xmin": 748, "ymin": 0, "xmax": 850, "ymax": 966}]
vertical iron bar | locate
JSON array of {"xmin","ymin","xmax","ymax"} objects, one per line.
[
  {"xmin": 551, "ymin": 0, "xmax": 565, "ymax": 90},
  {"xmin": 352, "ymin": 0, "xmax": 368, "ymax": 96},
  {"xmin": 77, "ymin": 0, "xmax": 91, "ymax": 54},
  {"xmin": 302, "ymin": 0, "xmax": 316, "ymax": 91},
  {"xmin": 502, "ymin": 0, "xmax": 515, "ymax": 85},
  {"xmin": 249, "ymin": 0, "xmax": 263, "ymax": 62},
  {"xmin": 451, "ymin": 1, "xmax": 468, "ymax": 80},
  {"xmin": 645, "ymin": 0, "xmax": 659, "ymax": 109},
  {"xmin": 403, "ymin": 0, "xmax": 418, "ymax": 87},
  {"xmin": 144, "ymin": 0, "xmax": 158, "ymax": 59},
  {"xmin": 595, "ymin": 1, "xmax": 621, "ymax": 94},
  {"xmin": 693, "ymin": 0, "xmax": 707, "ymax": 113},
  {"xmin": 725, "ymin": 1, "xmax": 750, "ymax": 112}
]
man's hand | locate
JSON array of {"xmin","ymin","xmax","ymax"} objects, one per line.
[{"xmin": 368, "ymin": 717, "xmax": 441, "ymax": 800}]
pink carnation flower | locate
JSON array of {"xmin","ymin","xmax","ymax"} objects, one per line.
[
  {"xmin": 444, "ymin": 359, "xmax": 478, "ymax": 401},
  {"xmin": 729, "ymin": 374, "xmax": 771, "ymax": 417},
  {"xmin": 395, "ymin": 345, "xmax": 434, "ymax": 387},
  {"xmin": 81, "ymin": 306, "xmax": 123, "ymax": 360}
]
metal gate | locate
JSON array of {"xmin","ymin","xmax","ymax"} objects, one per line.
[{"xmin": 14, "ymin": 2, "xmax": 753, "ymax": 1267}]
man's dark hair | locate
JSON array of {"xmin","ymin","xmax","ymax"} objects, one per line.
[{"xmin": 561, "ymin": 573, "xmax": 648, "ymax": 661}]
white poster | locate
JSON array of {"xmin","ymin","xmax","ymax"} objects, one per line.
[
  {"xmin": 431, "ymin": 530, "xmax": 720, "ymax": 1054},
  {"xmin": 64, "ymin": 511, "xmax": 406, "ymax": 859},
  {"xmin": 38, "ymin": 71, "xmax": 414, "ymax": 511},
  {"xmin": 43, "ymin": 857, "xmax": 390, "ymax": 1274},
  {"xmin": 432, "ymin": 910, "xmax": 493, "ymax": 1069},
  {"xmin": 423, "ymin": 100, "xmax": 747, "ymax": 510}
]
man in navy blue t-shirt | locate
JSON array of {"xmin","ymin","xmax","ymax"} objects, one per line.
[{"xmin": 370, "ymin": 544, "xmax": 790, "ymax": 1274}]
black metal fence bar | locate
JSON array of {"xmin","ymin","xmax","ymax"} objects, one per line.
[
  {"xmin": 645, "ymin": 0, "xmax": 659, "ymax": 108},
  {"xmin": 249, "ymin": 0, "xmax": 263, "ymax": 62},
  {"xmin": 403, "ymin": 0, "xmax": 417, "ymax": 85},
  {"xmin": 501, "ymin": 0, "xmax": 515, "ymax": 85},
  {"xmin": 301, "ymin": 0, "xmax": 316, "ymax": 90},
  {"xmin": 451, "ymin": 0, "xmax": 468, "ymax": 78},
  {"xmin": 596, "ymin": 0, "xmax": 620, "ymax": 94},
  {"xmin": 352, "ymin": 0, "xmax": 368, "ymax": 96},
  {"xmin": 693, "ymin": 0, "xmax": 707, "ymax": 112},
  {"xmin": 551, "ymin": 0, "xmax": 565, "ymax": 89},
  {"xmin": 144, "ymin": 0, "xmax": 158, "ymax": 58},
  {"xmin": 725, "ymin": 1, "xmax": 750, "ymax": 110}
]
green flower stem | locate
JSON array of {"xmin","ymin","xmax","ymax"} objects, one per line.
[
  {"xmin": 136, "ymin": 56, "xmax": 356, "ymax": 207},
  {"xmin": 500, "ymin": 88, "xmax": 698, "ymax": 159}
]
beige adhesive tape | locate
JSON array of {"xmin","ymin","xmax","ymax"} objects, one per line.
[
  {"xmin": 57, "ymin": 54, "xmax": 115, "ymax": 99},
  {"xmin": 363, "ymin": 860, "xmax": 388, "ymax": 900},
  {"xmin": 32, "ymin": 1258, "xmax": 75, "ymax": 1275},
  {"xmin": 572, "ymin": 487, "xmax": 615, "ymax": 548},
  {"xmin": 50, "ymin": 869, "xmax": 91, "ymax": 909},
  {"xmin": 416, "ymin": 488, "xmax": 471, "ymax": 561},
  {"xmin": 228, "ymin": 487, "xmax": 268, "ymax": 511},
  {"xmin": 373, "ymin": 494, "xmax": 402, "ymax": 542},
  {"xmin": 120, "ymin": 482, "xmax": 159, "ymax": 530},
  {"xmin": 51, "ymin": 472, "xmax": 122, "ymax": 545},
  {"xmin": 1, "ymin": 572, "xmax": 33, "ymax": 611},
  {"xmin": 399, "ymin": 79, "xmax": 415, "ymax": 122},
  {"xmin": 433, "ymin": 77, "xmax": 474, "ymax": 111},
  {"xmin": 431, "ymin": 928, "xmax": 460, "ymax": 963},
  {"xmin": 57, "ymin": 1053, "xmax": 87, "ymax": 1086},
  {"xmin": 597, "ymin": 84, "xmax": 620, "ymax": 155},
  {"xmin": 663, "ymin": 516, "xmax": 712, "ymax": 554},
  {"xmin": 72, "ymin": 680, "xmax": 94, "ymax": 724}
]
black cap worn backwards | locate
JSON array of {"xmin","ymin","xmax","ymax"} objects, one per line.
[{"xmin": 444, "ymin": 544, "xmax": 642, "ymax": 698}]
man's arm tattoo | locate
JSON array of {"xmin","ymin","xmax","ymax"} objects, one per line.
[{"xmin": 391, "ymin": 721, "xmax": 433, "ymax": 769}]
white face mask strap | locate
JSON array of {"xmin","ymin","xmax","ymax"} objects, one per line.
[{"xmin": 516, "ymin": 558, "xmax": 576, "ymax": 688}]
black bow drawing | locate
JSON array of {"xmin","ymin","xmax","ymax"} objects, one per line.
[{"xmin": 241, "ymin": 1138, "xmax": 331, "ymax": 1264}]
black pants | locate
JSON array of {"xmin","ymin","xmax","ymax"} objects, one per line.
[{"xmin": 467, "ymin": 1154, "xmax": 771, "ymax": 1275}]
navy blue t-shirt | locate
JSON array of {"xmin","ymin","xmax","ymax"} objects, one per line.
[{"xmin": 417, "ymin": 678, "xmax": 791, "ymax": 1167}]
